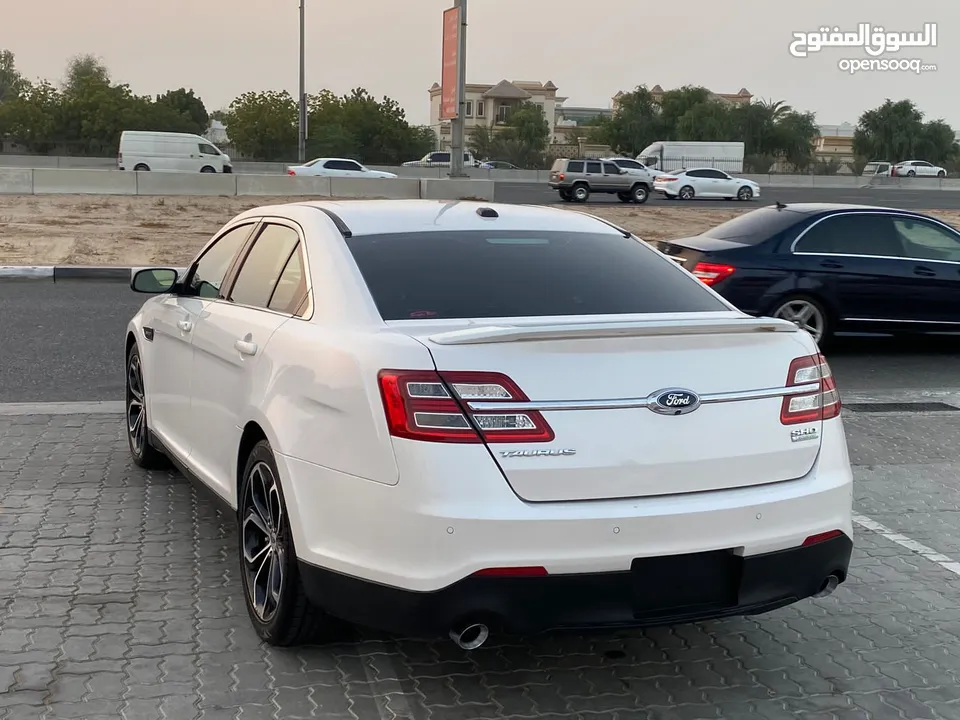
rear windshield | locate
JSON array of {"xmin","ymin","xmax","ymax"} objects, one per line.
[
  {"xmin": 704, "ymin": 207, "xmax": 805, "ymax": 241},
  {"xmin": 345, "ymin": 230, "xmax": 727, "ymax": 320}
]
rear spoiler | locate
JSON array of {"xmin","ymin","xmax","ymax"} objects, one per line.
[{"xmin": 427, "ymin": 317, "xmax": 798, "ymax": 345}]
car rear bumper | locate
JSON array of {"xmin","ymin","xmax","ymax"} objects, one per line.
[{"xmin": 298, "ymin": 533, "xmax": 852, "ymax": 636}]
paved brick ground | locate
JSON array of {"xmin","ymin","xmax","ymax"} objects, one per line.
[{"xmin": 2, "ymin": 409, "xmax": 960, "ymax": 719}]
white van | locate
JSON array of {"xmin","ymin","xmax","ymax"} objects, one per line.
[{"xmin": 118, "ymin": 131, "xmax": 233, "ymax": 173}]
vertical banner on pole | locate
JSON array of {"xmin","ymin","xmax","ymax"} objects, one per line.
[{"xmin": 440, "ymin": 6, "xmax": 459, "ymax": 120}]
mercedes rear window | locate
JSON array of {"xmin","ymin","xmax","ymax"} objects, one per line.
[
  {"xmin": 345, "ymin": 230, "xmax": 727, "ymax": 320},
  {"xmin": 704, "ymin": 206, "xmax": 805, "ymax": 241}
]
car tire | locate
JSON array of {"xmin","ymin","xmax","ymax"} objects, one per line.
[
  {"xmin": 906, "ymin": 170, "xmax": 916, "ymax": 177},
  {"xmin": 200, "ymin": 166, "xmax": 216, "ymax": 173},
  {"xmin": 559, "ymin": 189, "xmax": 572, "ymax": 201},
  {"xmin": 771, "ymin": 295, "xmax": 833, "ymax": 349},
  {"xmin": 572, "ymin": 184, "xmax": 590, "ymax": 203},
  {"xmin": 125, "ymin": 344, "xmax": 169, "ymax": 469},
  {"xmin": 737, "ymin": 186, "xmax": 754, "ymax": 201},
  {"xmin": 938, "ymin": 170, "xmax": 946, "ymax": 178},
  {"xmin": 133, "ymin": 164, "xmax": 150, "ymax": 172},
  {"xmin": 238, "ymin": 439, "xmax": 333, "ymax": 646},
  {"xmin": 631, "ymin": 184, "xmax": 649, "ymax": 204},
  {"xmin": 678, "ymin": 185, "xmax": 695, "ymax": 200},
  {"xmin": 617, "ymin": 192, "xmax": 632, "ymax": 202}
]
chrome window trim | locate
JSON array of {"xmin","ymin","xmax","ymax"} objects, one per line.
[
  {"xmin": 467, "ymin": 382, "xmax": 820, "ymax": 412},
  {"xmin": 789, "ymin": 209, "xmax": 960, "ymax": 261}
]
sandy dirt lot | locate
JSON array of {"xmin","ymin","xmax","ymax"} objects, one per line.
[{"xmin": 1, "ymin": 195, "xmax": 960, "ymax": 266}]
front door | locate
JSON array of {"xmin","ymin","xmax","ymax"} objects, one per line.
[
  {"xmin": 890, "ymin": 214, "xmax": 960, "ymax": 325},
  {"xmin": 601, "ymin": 161, "xmax": 630, "ymax": 191},
  {"xmin": 188, "ymin": 221, "xmax": 310, "ymax": 502},
  {"xmin": 146, "ymin": 221, "xmax": 258, "ymax": 458}
]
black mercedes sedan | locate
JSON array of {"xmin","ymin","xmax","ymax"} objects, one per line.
[{"xmin": 655, "ymin": 202, "xmax": 960, "ymax": 348}]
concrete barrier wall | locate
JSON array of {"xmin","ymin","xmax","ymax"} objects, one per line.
[
  {"xmin": 236, "ymin": 174, "xmax": 332, "ymax": 196},
  {"xmin": 330, "ymin": 177, "xmax": 421, "ymax": 199},
  {"xmin": 420, "ymin": 178, "xmax": 495, "ymax": 201},
  {"xmin": 0, "ymin": 168, "xmax": 33, "ymax": 194},
  {"xmin": 136, "ymin": 172, "xmax": 239, "ymax": 196},
  {"xmin": 33, "ymin": 168, "xmax": 137, "ymax": 195}
]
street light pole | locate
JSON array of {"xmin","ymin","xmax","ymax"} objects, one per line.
[
  {"xmin": 298, "ymin": 0, "xmax": 306, "ymax": 164},
  {"xmin": 448, "ymin": 0, "xmax": 467, "ymax": 177}
]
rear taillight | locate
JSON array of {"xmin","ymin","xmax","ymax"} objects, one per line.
[
  {"xmin": 377, "ymin": 370, "xmax": 554, "ymax": 443},
  {"xmin": 692, "ymin": 262, "xmax": 736, "ymax": 286},
  {"xmin": 659, "ymin": 175, "xmax": 678, "ymax": 182},
  {"xmin": 558, "ymin": 172, "xmax": 564, "ymax": 180},
  {"xmin": 780, "ymin": 353, "xmax": 840, "ymax": 425},
  {"xmin": 288, "ymin": 170, "xmax": 296, "ymax": 176}
]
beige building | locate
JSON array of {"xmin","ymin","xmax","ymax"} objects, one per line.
[{"xmin": 428, "ymin": 79, "xmax": 560, "ymax": 147}]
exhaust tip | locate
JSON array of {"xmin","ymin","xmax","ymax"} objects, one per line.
[
  {"xmin": 449, "ymin": 623, "xmax": 489, "ymax": 650},
  {"xmin": 813, "ymin": 574, "xmax": 840, "ymax": 598}
]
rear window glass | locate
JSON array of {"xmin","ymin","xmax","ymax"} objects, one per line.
[
  {"xmin": 705, "ymin": 207, "xmax": 805, "ymax": 241},
  {"xmin": 345, "ymin": 230, "xmax": 727, "ymax": 320},
  {"xmin": 551, "ymin": 159, "xmax": 564, "ymax": 171}
]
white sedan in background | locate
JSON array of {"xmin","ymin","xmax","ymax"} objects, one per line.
[
  {"xmin": 287, "ymin": 158, "xmax": 397, "ymax": 178},
  {"xmin": 893, "ymin": 160, "xmax": 947, "ymax": 178},
  {"xmin": 654, "ymin": 168, "xmax": 760, "ymax": 201},
  {"xmin": 124, "ymin": 199, "xmax": 851, "ymax": 649}
]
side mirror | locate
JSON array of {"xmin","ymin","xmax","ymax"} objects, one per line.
[
  {"xmin": 620, "ymin": 168, "xmax": 629, "ymax": 174},
  {"xmin": 131, "ymin": 268, "xmax": 179, "ymax": 293}
]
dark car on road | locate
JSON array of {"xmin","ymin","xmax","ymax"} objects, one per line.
[{"xmin": 655, "ymin": 203, "xmax": 960, "ymax": 347}]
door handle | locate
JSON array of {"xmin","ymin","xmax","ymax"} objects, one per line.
[
  {"xmin": 819, "ymin": 260, "xmax": 843, "ymax": 268},
  {"xmin": 235, "ymin": 340, "xmax": 258, "ymax": 356},
  {"xmin": 913, "ymin": 266, "xmax": 936, "ymax": 277},
  {"xmin": 177, "ymin": 320, "xmax": 193, "ymax": 332}
]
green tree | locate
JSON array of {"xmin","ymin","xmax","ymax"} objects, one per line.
[
  {"xmin": 0, "ymin": 81, "xmax": 61, "ymax": 152},
  {"xmin": 62, "ymin": 54, "xmax": 111, "ymax": 97},
  {"xmin": 224, "ymin": 90, "xmax": 298, "ymax": 160},
  {"xmin": 773, "ymin": 110, "xmax": 819, "ymax": 169},
  {"xmin": 503, "ymin": 102, "xmax": 549, "ymax": 152},
  {"xmin": 852, "ymin": 99, "xmax": 929, "ymax": 162},
  {"xmin": 593, "ymin": 86, "xmax": 662, "ymax": 156},
  {"xmin": 675, "ymin": 102, "xmax": 736, "ymax": 141},
  {"xmin": 0, "ymin": 49, "xmax": 27, "ymax": 103},
  {"xmin": 658, "ymin": 85, "xmax": 712, "ymax": 138},
  {"xmin": 154, "ymin": 88, "xmax": 209, "ymax": 135}
]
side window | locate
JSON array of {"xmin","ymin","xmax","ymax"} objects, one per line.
[
  {"xmin": 566, "ymin": 161, "xmax": 584, "ymax": 172},
  {"xmin": 893, "ymin": 217, "xmax": 960, "ymax": 262},
  {"xmin": 602, "ymin": 162, "xmax": 620, "ymax": 174},
  {"xmin": 795, "ymin": 214, "xmax": 903, "ymax": 257},
  {"xmin": 586, "ymin": 161, "xmax": 602, "ymax": 173},
  {"xmin": 229, "ymin": 224, "xmax": 301, "ymax": 310},
  {"xmin": 269, "ymin": 246, "xmax": 308, "ymax": 315},
  {"xmin": 707, "ymin": 169, "xmax": 729, "ymax": 179},
  {"xmin": 431, "ymin": 152, "xmax": 450, "ymax": 163},
  {"xmin": 198, "ymin": 143, "xmax": 220, "ymax": 155},
  {"xmin": 342, "ymin": 160, "xmax": 364, "ymax": 171},
  {"xmin": 686, "ymin": 169, "xmax": 707, "ymax": 178},
  {"xmin": 187, "ymin": 224, "xmax": 256, "ymax": 299}
]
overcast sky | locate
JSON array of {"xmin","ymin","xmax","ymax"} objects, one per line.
[{"xmin": 5, "ymin": 0, "xmax": 955, "ymax": 128}]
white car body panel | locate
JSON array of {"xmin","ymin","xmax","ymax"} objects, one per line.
[
  {"xmin": 126, "ymin": 199, "xmax": 852, "ymax": 609},
  {"xmin": 287, "ymin": 158, "xmax": 397, "ymax": 178},
  {"xmin": 119, "ymin": 130, "xmax": 231, "ymax": 173}
]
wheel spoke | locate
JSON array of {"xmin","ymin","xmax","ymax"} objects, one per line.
[
  {"xmin": 252, "ymin": 546, "xmax": 273, "ymax": 618},
  {"xmin": 268, "ymin": 548, "xmax": 284, "ymax": 603},
  {"xmin": 250, "ymin": 465, "xmax": 273, "ymax": 532}
]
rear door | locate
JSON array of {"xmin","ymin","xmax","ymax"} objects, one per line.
[
  {"xmin": 890, "ymin": 214, "xmax": 960, "ymax": 323},
  {"xmin": 791, "ymin": 212, "xmax": 932, "ymax": 322},
  {"xmin": 345, "ymin": 227, "xmax": 825, "ymax": 502},
  {"xmin": 584, "ymin": 160, "xmax": 603, "ymax": 187}
]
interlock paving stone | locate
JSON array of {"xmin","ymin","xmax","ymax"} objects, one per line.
[{"xmin": 1, "ymin": 413, "xmax": 960, "ymax": 719}]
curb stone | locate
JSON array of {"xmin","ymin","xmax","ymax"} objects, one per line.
[{"xmin": 0, "ymin": 266, "xmax": 188, "ymax": 281}]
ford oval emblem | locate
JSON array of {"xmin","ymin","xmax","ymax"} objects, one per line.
[{"xmin": 650, "ymin": 388, "xmax": 701, "ymax": 416}]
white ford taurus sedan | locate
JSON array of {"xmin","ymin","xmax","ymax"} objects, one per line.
[{"xmin": 125, "ymin": 199, "xmax": 853, "ymax": 648}]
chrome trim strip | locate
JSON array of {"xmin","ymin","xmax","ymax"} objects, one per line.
[
  {"xmin": 789, "ymin": 209, "xmax": 960, "ymax": 259},
  {"xmin": 843, "ymin": 317, "xmax": 960, "ymax": 325},
  {"xmin": 466, "ymin": 382, "xmax": 821, "ymax": 412}
]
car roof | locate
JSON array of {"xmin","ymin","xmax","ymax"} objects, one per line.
[
  {"xmin": 232, "ymin": 199, "xmax": 629, "ymax": 237},
  {"xmin": 763, "ymin": 202, "xmax": 925, "ymax": 215}
]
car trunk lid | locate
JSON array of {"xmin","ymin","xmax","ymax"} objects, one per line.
[{"xmin": 391, "ymin": 313, "xmax": 830, "ymax": 502}]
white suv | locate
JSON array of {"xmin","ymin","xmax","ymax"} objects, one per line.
[{"xmin": 125, "ymin": 200, "xmax": 854, "ymax": 649}]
